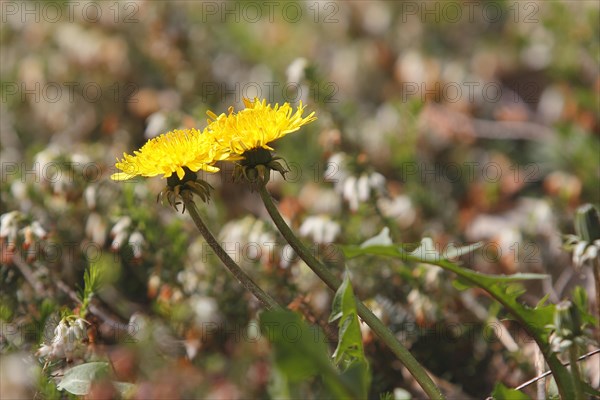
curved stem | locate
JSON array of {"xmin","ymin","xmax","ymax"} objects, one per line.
[
  {"xmin": 258, "ymin": 185, "xmax": 444, "ymax": 400},
  {"xmin": 183, "ymin": 196, "xmax": 282, "ymax": 311}
]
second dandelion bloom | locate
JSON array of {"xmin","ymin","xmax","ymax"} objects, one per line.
[{"xmin": 206, "ymin": 98, "xmax": 317, "ymax": 163}]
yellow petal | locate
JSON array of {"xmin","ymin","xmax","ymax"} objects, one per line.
[{"xmin": 110, "ymin": 172, "xmax": 136, "ymax": 181}]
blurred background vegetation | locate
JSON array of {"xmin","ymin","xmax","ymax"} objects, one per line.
[{"xmin": 1, "ymin": 1, "xmax": 598, "ymax": 398}]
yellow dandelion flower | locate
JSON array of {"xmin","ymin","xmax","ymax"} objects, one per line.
[
  {"xmin": 110, "ymin": 128, "xmax": 227, "ymax": 181},
  {"xmin": 206, "ymin": 98, "xmax": 316, "ymax": 159}
]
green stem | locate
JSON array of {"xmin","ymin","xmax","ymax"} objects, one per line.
[
  {"xmin": 569, "ymin": 346, "xmax": 584, "ymax": 400},
  {"xmin": 258, "ymin": 185, "xmax": 444, "ymax": 400},
  {"xmin": 183, "ymin": 196, "xmax": 282, "ymax": 311}
]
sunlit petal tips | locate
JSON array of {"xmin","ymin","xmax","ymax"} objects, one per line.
[
  {"xmin": 110, "ymin": 128, "xmax": 227, "ymax": 181},
  {"xmin": 206, "ymin": 98, "xmax": 317, "ymax": 159}
]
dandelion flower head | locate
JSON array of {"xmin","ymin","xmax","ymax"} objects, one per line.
[
  {"xmin": 206, "ymin": 98, "xmax": 316, "ymax": 160},
  {"xmin": 111, "ymin": 128, "xmax": 226, "ymax": 181}
]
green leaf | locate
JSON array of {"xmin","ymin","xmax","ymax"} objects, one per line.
[
  {"xmin": 261, "ymin": 311, "xmax": 329, "ymax": 383},
  {"xmin": 582, "ymin": 381, "xmax": 600, "ymax": 398},
  {"xmin": 333, "ymin": 315, "xmax": 362, "ymax": 365},
  {"xmin": 260, "ymin": 310, "xmax": 367, "ymax": 399},
  {"xmin": 536, "ymin": 293, "xmax": 551, "ymax": 308},
  {"xmin": 329, "ymin": 272, "xmax": 353, "ymax": 324},
  {"xmin": 57, "ymin": 362, "xmax": 109, "ymax": 395},
  {"xmin": 329, "ymin": 273, "xmax": 366, "ymax": 367},
  {"xmin": 340, "ymin": 360, "xmax": 370, "ymax": 400},
  {"xmin": 328, "ymin": 273, "xmax": 370, "ymax": 398},
  {"xmin": 491, "ymin": 383, "xmax": 531, "ymax": 399},
  {"xmin": 342, "ymin": 237, "xmax": 577, "ymax": 399},
  {"xmin": 571, "ymin": 286, "xmax": 597, "ymax": 326}
]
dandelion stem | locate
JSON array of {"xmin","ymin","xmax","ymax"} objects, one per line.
[
  {"xmin": 258, "ymin": 185, "xmax": 445, "ymax": 400},
  {"xmin": 183, "ymin": 196, "xmax": 282, "ymax": 311}
]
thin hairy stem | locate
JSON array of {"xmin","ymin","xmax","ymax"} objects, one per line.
[{"xmin": 183, "ymin": 195, "xmax": 282, "ymax": 311}]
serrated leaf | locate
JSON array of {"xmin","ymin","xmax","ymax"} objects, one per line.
[
  {"xmin": 505, "ymin": 283, "xmax": 526, "ymax": 297},
  {"xmin": 57, "ymin": 362, "xmax": 109, "ymax": 395},
  {"xmin": 329, "ymin": 272, "xmax": 354, "ymax": 324},
  {"xmin": 536, "ymin": 293, "xmax": 551, "ymax": 308},
  {"xmin": 344, "ymin": 240, "xmax": 554, "ymax": 335},
  {"xmin": 328, "ymin": 273, "xmax": 370, "ymax": 398},
  {"xmin": 342, "ymin": 238, "xmax": 577, "ymax": 398},
  {"xmin": 329, "ymin": 274, "xmax": 366, "ymax": 365},
  {"xmin": 491, "ymin": 383, "xmax": 531, "ymax": 399},
  {"xmin": 332, "ymin": 315, "xmax": 362, "ymax": 365}
]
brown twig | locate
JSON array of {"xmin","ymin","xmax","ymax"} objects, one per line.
[
  {"xmin": 12, "ymin": 252, "xmax": 127, "ymax": 332},
  {"xmin": 11, "ymin": 252, "xmax": 46, "ymax": 294},
  {"xmin": 514, "ymin": 349, "xmax": 600, "ymax": 391}
]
